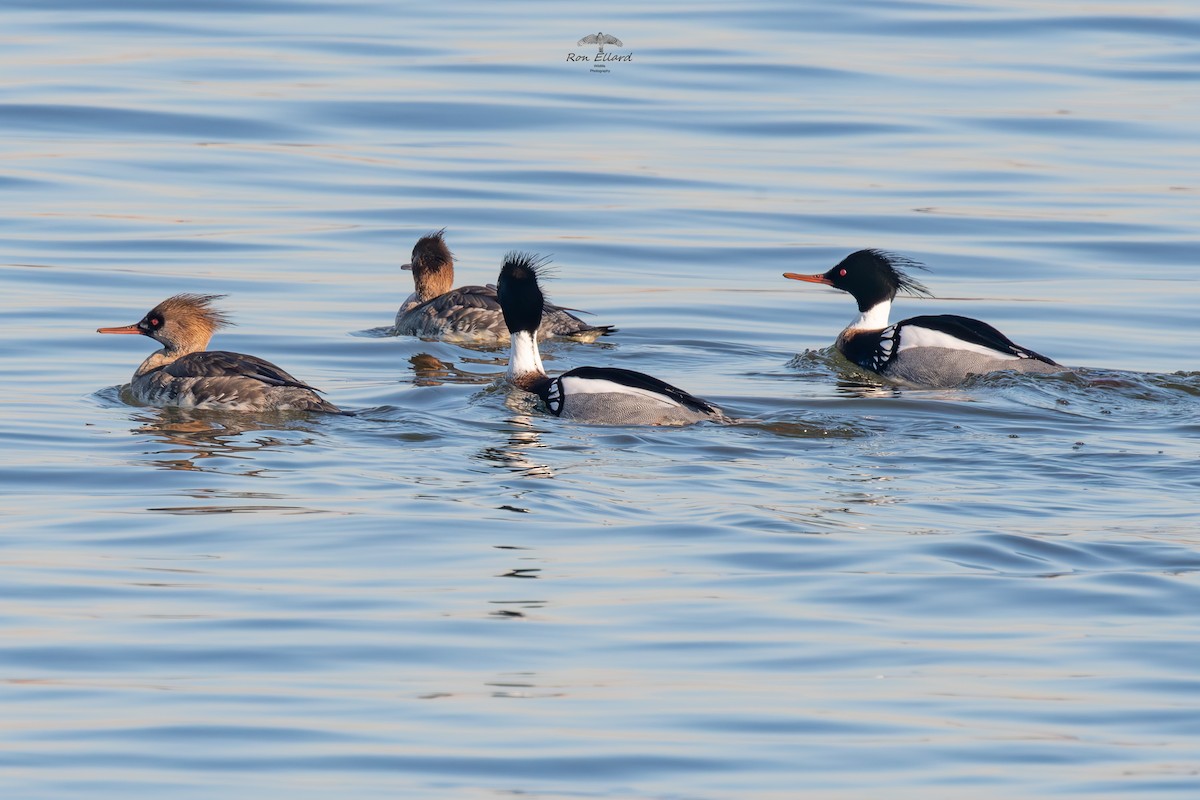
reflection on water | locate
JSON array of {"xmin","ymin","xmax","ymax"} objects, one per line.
[
  {"xmin": 475, "ymin": 415, "xmax": 554, "ymax": 479},
  {"xmin": 407, "ymin": 352, "xmax": 498, "ymax": 386},
  {"xmin": 144, "ymin": 502, "xmax": 329, "ymax": 515},
  {"xmin": 129, "ymin": 407, "xmax": 325, "ymax": 475},
  {"xmin": 3, "ymin": 1, "xmax": 1200, "ymax": 798}
]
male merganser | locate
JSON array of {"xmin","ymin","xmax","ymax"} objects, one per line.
[
  {"xmin": 393, "ymin": 230, "xmax": 614, "ymax": 343},
  {"xmin": 98, "ymin": 294, "xmax": 342, "ymax": 413},
  {"xmin": 784, "ymin": 250, "xmax": 1063, "ymax": 387},
  {"xmin": 496, "ymin": 253, "xmax": 723, "ymax": 425}
]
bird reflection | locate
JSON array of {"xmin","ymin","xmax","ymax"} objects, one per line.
[
  {"xmin": 788, "ymin": 347, "xmax": 898, "ymax": 397},
  {"xmin": 475, "ymin": 415, "xmax": 553, "ymax": 478},
  {"xmin": 129, "ymin": 406, "xmax": 322, "ymax": 474},
  {"xmin": 485, "ymin": 673, "xmax": 564, "ymax": 699},
  {"xmin": 834, "ymin": 377, "xmax": 902, "ymax": 398},
  {"xmin": 408, "ymin": 352, "xmax": 500, "ymax": 387}
]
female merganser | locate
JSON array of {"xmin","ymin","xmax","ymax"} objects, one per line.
[
  {"xmin": 496, "ymin": 253, "xmax": 723, "ymax": 425},
  {"xmin": 784, "ymin": 250, "xmax": 1063, "ymax": 387},
  {"xmin": 98, "ymin": 294, "xmax": 342, "ymax": 413},
  {"xmin": 393, "ymin": 230, "xmax": 614, "ymax": 343}
]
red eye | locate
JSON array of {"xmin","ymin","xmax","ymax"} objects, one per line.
[
  {"xmin": 838, "ymin": 268, "xmax": 847, "ymax": 277},
  {"xmin": 150, "ymin": 317, "xmax": 162, "ymax": 328}
]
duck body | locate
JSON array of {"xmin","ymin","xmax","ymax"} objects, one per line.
[
  {"xmin": 839, "ymin": 313, "xmax": 1061, "ymax": 387},
  {"xmin": 496, "ymin": 254, "xmax": 723, "ymax": 426},
  {"xmin": 99, "ymin": 294, "xmax": 341, "ymax": 413},
  {"xmin": 394, "ymin": 283, "xmax": 612, "ymax": 344},
  {"xmin": 126, "ymin": 350, "xmax": 339, "ymax": 411},
  {"xmin": 394, "ymin": 230, "xmax": 614, "ymax": 344},
  {"xmin": 786, "ymin": 250, "xmax": 1063, "ymax": 387},
  {"xmin": 527, "ymin": 365, "xmax": 721, "ymax": 426}
]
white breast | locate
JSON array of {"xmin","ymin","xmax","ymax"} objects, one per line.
[{"xmin": 506, "ymin": 330, "xmax": 545, "ymax": 380}]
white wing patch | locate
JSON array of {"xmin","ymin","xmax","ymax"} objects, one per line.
[
  {"xmin": 545, "ymin": 379, "xmax": 563, "ymax": 414},
  {"xmin": 559, "ymin": 376, "xmax": 681, "ymax": 407},
  {"xmin": 877, "ymin": 334, "xmax": 896, "ymax": 361},
  {"xmin": 895, "ymin": 324, "xmax": 1020, "ymax": 361}
]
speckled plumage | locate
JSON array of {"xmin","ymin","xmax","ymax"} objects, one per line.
[
  {"xmin": 855, "ymin": 342, "xmax": 1061, "ymax": 387},
  {"xmin": 786, "ymin": 250, "xmax": 1064, "ymax": 387},
  {"xmin": 99, "ymin": 294, "xmax": 341, "ymax": 413},
  {"xmin": 393, "ymin": 230, "xmax": 614, "ymax": 344},
  {"xmin": 531, "ymin": 366, "xmax": 721, "ymax": 425},
  {"xmin": 497, "ymin": 253, "xmax": 723, "ymax": 426},
  {"xmin": 838, "ymin": 313, "xmax": 1060, "ymax": 387}
]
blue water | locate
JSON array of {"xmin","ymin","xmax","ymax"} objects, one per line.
[{"xmin": 2, "ymin": 1, "xmax": 1199, "ymax": 797}]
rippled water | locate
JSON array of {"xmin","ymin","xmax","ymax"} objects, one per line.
[{"xmin": 2, "ymin": 1, "xmax": 1199, "ymax": 797}]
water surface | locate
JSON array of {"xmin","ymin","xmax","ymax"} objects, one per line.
[{"xmin": 1, "ymin": 1, "xmax": 1198, "ymax": 798}]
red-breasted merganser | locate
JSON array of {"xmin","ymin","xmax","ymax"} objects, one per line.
[
  {"xmin": 98, "ymin": 294, "xmax": 342, "ymax": 413},
  {"xmin": 784, "ymin": 250, "xmax": 1063, "ymax": 387},
  {"xmin": 496, "ymin": 253, "xmax": 723, "ymax": 425},
  {"xmin": 393, "ymin": 230, "xmax": 614, "ymax": 343}
]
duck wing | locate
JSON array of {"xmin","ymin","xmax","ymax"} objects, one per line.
[
  {"xmin": 896, "ymin": 314, "xmax": 1059, "ymax": 365},
  {"xmin": 416, "ymin": 285, "xmax": 502, "ymax": 315},
  {"xmin": 161, "ymin": 351, "xmax": 324, "ymax": 392},
  {"xmin": 555, "ymin": 366, "xmax": 719, "ymax": 415}
]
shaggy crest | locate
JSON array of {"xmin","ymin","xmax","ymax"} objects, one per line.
[
  {"xmin": 153, "ymin": 293, "xmax": 234, "ymax": 332},
  {"xmin": 497, "ymin": 252, "xmax": 556, "ymax": 336},
  {"xmin": 865, "ymin": 250, "xmax": 933, "ymax": 298},
  {"xmin": 412, "ymin": 228, "xmax": 451, "ymax": 263},
  {"xmin": 499, "ymin": 251, "xmax": 554, "ymax": 284},
  {"xmin": 404, "ymin": 229, "xmax": 456, "ymax": 301}
]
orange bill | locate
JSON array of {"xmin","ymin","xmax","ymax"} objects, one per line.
[
  {"xmin": 97, "ymin": 323, "xmax": 142, "ymax": 334},
  {"xmin": 783, "ymin": 272, "xmax": 833, "ymax": 285}
]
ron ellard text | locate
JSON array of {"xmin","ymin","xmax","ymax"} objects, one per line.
[{"xmin": 567, "ymin": 53, "xmax": 633, "ymax": 62}]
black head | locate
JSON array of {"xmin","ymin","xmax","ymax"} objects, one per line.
[
  {"xmin": 495, "ymin": 252, "xmax": 549, "ymax": 334},
  {"xmin": 784, "ymin": 249, "xmax": 931, "ymax": 311}
]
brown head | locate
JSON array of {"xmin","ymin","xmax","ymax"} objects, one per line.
[
  {"xmin": 402, "ymin": 229, "xmax": 455, "ymax": 301},
  {"xmin": 97, "ymin": 293, "xmax": 232, "ymax": 355}
]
